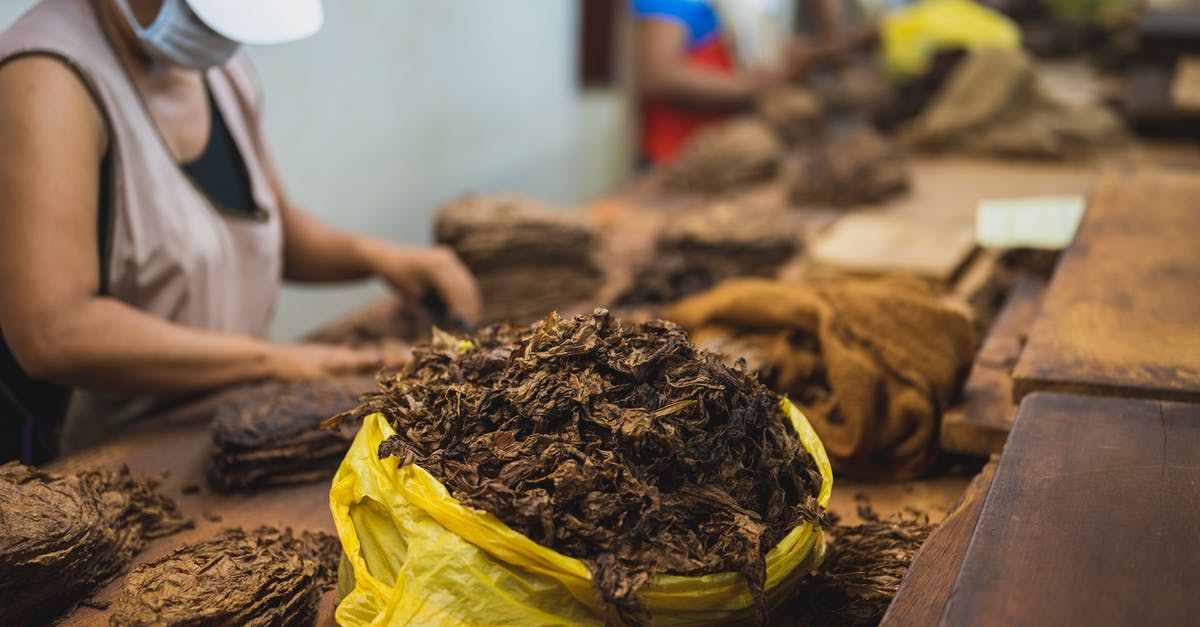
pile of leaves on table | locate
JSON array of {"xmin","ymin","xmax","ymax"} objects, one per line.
[
  {"xmin": 758, "ymin": 87, "xmax": 825, "ymax": 145},
  {"xmin": 660, "ymin": 118, "xmax": 785, "ymax": 194},
  {"xmin": 0, "ymin": 463, "xmax": 192, "ymax": 626},
  {"xmin": 109, "ymin": 527, "xmax": 340, "ymax": 626},
  {"xmin": 345, "ymin": 309, "xmax": 827, "ymax": 625},
  {"xmin": 784, "ymin": 506, "xmax": 935, "ymax": 626},
  {"xmin": 790, "ymin": 128, "xmax": 910, "ymax": 208},
  {"xmin": 616, "ymin": 203, "xmax": 800, "ymax": 308},
  {"xmin": 435, "ymin": 194, "xmax": 603, "ymax": 325},
  {"xmin": 207, "ymin": 377, "xmax": 375, "ymax": 491}
]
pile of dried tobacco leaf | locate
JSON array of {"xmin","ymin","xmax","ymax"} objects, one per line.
[
  {"xmin": 348, "ymin": 309, "xmax": 826, "ymax": 625},
  {"xmin": 0, "ymin": 463, "xmax": 192, "ymax": 626},
  {"xmin": 207, "ymin": 377, "xmax": 374, "ymax": 491},
  {"xmin": 110, "ymin": 527, "xmax": 340, "ymax": 626}
]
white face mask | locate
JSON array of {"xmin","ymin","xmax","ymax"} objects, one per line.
[{"xmin": 116, "ymin": 0, "xmax": 241, "ymax": 69}]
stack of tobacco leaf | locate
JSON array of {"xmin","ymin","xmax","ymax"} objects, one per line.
[
  {"xmin": 435, "ymin": 195, "xmax": 603, "ymax": 325},
  {"xmin": 791, "ymin": 128, "xmax": 910, "ymax": 208},
  {"xmin": 785, "ymin": 510, "xmax": 934, "ymax": 626},
  {"xmin": 660, "ymin": 118, "xmax": 785, "ymax": 194},
  {"xmin": 758, "ymin": 87, "xmax": 824, "ymax": 145},
  {"xmin": 348, "ymin": 310, "xmax": 826, "ymax": 625},
  {"xmin": 901, "ymin": 48, "xmax": 1125, "ymax": 159},
  {"xmin": 207, "ymin": 377, "xmax": 375, "ymax": 491},
  {"xmin": 109, "ymin": 527, "xmax": 340, "ymax": 626},
  {"xmin": 0, "ymin": 463, "xmax": 192, "ymax": 626},
  {"xmin": 617, "ymin": 203, "xmax": 800, "ymax": 308}
]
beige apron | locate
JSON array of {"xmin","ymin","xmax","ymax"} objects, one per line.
[{"xmin": 0, "ymin": 0, "xmax": 284, "ymax": 453}]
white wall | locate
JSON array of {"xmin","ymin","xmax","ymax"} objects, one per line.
[{"xmin": 1, "ymin": 0, "xmax": 633, "ymax": 339}]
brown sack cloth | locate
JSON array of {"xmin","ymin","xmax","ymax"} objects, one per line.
[{"xmin": 666, "ymin": 278, "xmax": 974, "ymax": 478}]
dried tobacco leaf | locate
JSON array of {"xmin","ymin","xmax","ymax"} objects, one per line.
[
  {"xmin": 617, "ymin": 204, "xmax": 800, "ymax": 309},
  {"xmin": 785, "ymin": 514, "xmax": 934, "ymax": 626},
  {"xmin": 790, "ymin": 128, "xmax": 910, "ymax": 208},
  {"xmin": 109, "ymin": 527, "xmax": 340, "ymax": 627},
  {"xmin": 0, "ymin": 463, "xmax": 192, "ymax": 627},
  {"xmin": 435, "ymin": 195, "xmax": 603, "ymax": 325},
  {"xmin": 660, "ymin": 118, "xmax": 785, "ymax": 195},
  {"xmin": 351, "ymin": 309, "xmax": 826, "ymax": 625},
  {"xmin": 207, "ymin": 377, "xmax": 375, "ymax": 491}
]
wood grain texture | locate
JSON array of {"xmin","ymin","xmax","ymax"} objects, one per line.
[
  {"xmin": 880, "ymin": 458, "xmax": 998, "ymax": 626},
  {"xmin": 1013, "ymin": 166, "xmax": 1200, "ymax": 402},
  {"xmin": 942, "ymin": 275, "xmax": 1046, "ymax": 456},
  {"xmin": 940, "ymin": 392, "xmax": 1200, "ymax": 627}
]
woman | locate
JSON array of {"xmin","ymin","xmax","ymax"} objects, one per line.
[{"xmin": 0, "ymin": 0, "xmax": 481, "ymax": 463}]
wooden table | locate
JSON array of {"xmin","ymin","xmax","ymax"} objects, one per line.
[
  {"xmin": 1013, "ymin": 166, "xmax": 1200, "ymax": 403},
  {"xmin": 940, "ymin": 392, "xmax": 1200, "ymax": 626}
]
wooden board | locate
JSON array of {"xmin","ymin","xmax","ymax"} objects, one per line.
[
  {"xmin": 940, "ymin": 393, "xmax": 1200, "ymax": 627},
  {"xmin": 941, "ymin": 275, "xmax": 1047, "ymax": 456},
  {"xmin": 810, "ymin": 213, "xmax": 977, "ymax": 284},
  {"xmin": 51, "ymin": 397, "xmax": 341, "ymax": 626},
  {"xmin": 879, "ymin": 458, "xmax": 998, "ymax": 626},
  {"xmin": 1012, "ymin": 167, "xmax": 1200, "ymax": 402},
  {"xmin": 1171, "ymin": 55, "xmax": 1200, "ymax": 114}
]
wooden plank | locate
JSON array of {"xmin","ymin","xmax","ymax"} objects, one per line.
[
  {"xmin": 880, "ymin": 458, "xmax": 998, "ymax": 626},
  {"xmin": 1171, "ymin": 55, "xmax": 1200, "ymax": 114},
  {"xmin": 1013, "ymin": 167, "xmax": 1200, "ymax": 402},
  {"xmin": 940, "ymin": 393, "xmax": 1200, "ymax": 627},
  {"xmin": 810, "ymin": 212, "xmax": 977, "ymax": 284},
  {"xmin": 941, "ymin": 275, "xmax": 1047, "ymax": 456}
]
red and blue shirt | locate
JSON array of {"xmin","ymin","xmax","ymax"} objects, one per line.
[{"xmin": 633, "ymin": 0, "xmax": 738, "ymax": 163}]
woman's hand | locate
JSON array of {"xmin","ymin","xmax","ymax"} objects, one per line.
[
  {"xmin": 267, "ymin": 342, "xmax": 411, "ymax": 381},
  {"xmin": 359, "ymin": 242, "xmax": 482, "ymax": 327}
]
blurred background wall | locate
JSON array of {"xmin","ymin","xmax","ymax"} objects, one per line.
[{"xmin": 0, "ymin": 0, "xmax": 634, "ymax": 338}]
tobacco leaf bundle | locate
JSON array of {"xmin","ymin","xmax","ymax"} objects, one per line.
[
  {"xmin": 435, "ymin": 194, "xmax": 603, "ymax": 325},
  {"xmin": 109, "ymin": 527, "xmax": 340, "ymax": 627},
  {"xmin": 0, "ymin": 463, "xmax": 192, "ymax": 627},
  {"xmin": 207, "ymin": 378, "xmax": 374, "ymax": 491},
  {"xmin": 786, "ymin": 515, "xmax": 934, "ymax": 626},
  {"xmin": 350, "ymin": 309, "xmax": 825, "ymax": 625},
  {"xmin": 790, "ymin": 128, "xmax": 910, "ymax": 208},
  {"xmin": 660, "ymin": 118, "xmax": 785, "ymax": 195}
]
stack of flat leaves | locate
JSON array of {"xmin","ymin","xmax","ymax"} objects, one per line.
[
  {"xmin": 207, "ymin": 378, "xmax": 375, "ymax": 491},
  {"xmin": 758, "ymin": 87, "xmax": 824, "ymax": 145},
  {"xmin": 349, "ymin": 309, "xmax": 826, "ymax": 625},
  {"xmin": 305, "ymin": 295, "xmax": 457, "ymax": 348},
  {"xmin": 0, "ymin": 463, "xmax": 192, "ymax": 626},
  {"xmin": 660, "ymin": 118, "xmax": 785, "ymax": 195},
  {"xmin": 435, "ymin": 195, "xmax": 603, "ymax": 325},
  {"xmin": 110, "ymin": 527, "xmax": 340, "ymax": 626},
  {"xmin": 617, "ymin": 204, "xmax": 800, "ymax": 308},
  {"xmin": 790, "ymin": 128, "xmax": 910, "ymax": 208}
]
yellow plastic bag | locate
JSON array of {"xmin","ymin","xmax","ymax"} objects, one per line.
[
  {"xmin": 329, "ymin": 399, "xmax": 833, "ymax": 626},
  {"xmin": 881, "ymin": 0, "xmax": 1020, "ymax": 78}
]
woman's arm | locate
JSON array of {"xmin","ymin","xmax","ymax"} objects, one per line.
[
  {"xmin": 635, "ymin": 17, "xmax": 775, "ymax": 108},
  {"xmin": 0, "ymin": 57, "xmax": 380, "ymax": 395}
]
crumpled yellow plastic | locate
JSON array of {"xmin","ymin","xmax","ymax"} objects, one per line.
[
  {"xmin": 882, "ymin": 0, "xmax": 1020, "ymax": 78},
  {"xmin": 330, "ymin": 399, "xmax": 833, "ymax": 626}
]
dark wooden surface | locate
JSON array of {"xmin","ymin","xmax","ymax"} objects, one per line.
[
  {"xmin": 941, "ymin": 275, "xmax": 1046, "ymax": 456},
  {"xmin": 880, "ymin": 458, "xmax": 998, "ymax": 626},
  {"xmin": 940, "ymin": 392, "xmax": 1200, "ymax": 627},
  {"xmin": 1013, "ymin": 166, "xmax": 1200, "ymax": 403}
]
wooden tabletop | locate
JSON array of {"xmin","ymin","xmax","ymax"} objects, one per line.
[
  {"xmin": 940, "ymin": 392, "xmax": 1200, "ymax": 626},
  {"xmin": 1013, "ymin": 165, "xmax": 1200, "ymax": 402}
]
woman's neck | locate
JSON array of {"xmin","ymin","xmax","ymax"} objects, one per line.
[{"xmin": 95, "ymin": 0, "xmax": 196, "ymax": 82}]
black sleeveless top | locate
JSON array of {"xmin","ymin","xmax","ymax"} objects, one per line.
[{"xmin": 1, "ymin": 82, "xmax": 254, "ymax": 464}]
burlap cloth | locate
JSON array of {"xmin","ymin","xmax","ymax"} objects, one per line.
[{"xmin": 666, "ymin": 277, "xmax": 974, "ymax": 478}]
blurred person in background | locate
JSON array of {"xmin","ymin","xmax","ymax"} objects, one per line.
[
  {"xmin": 633, "ymin": 0, "xmax": 876, "ymax": 164},
  {"xmin": 0, "ymin": 0, "xmax": 481, "ymax": 464}
]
